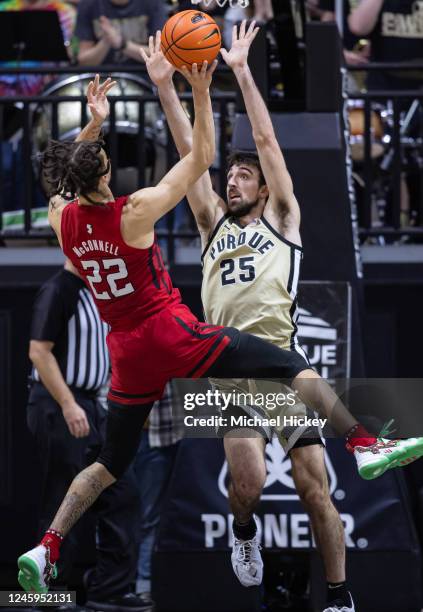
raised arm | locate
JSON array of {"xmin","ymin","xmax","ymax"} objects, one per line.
[
  {"xmin": 222, "ymin": 21, "xmax": 300, "ymax": 238},
  {"xmin": 142, "ymin": 32, "xmax": 226, "ymax": 237},
  {"xmin": 76, "ymin": 74, "xmax": 116, "ymax": 142},
  {"xmin": 126, "ymin": 60, "xmax": 217, "ymax": 230},
  {"xmin": 48, "ymin": 75, "xmax": 116, "ymax": 236},
  {"xmin": 348, "ymin": 0, "xmax": 384, "ymax": 36}
]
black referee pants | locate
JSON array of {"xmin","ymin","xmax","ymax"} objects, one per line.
[{"xmin": 27, "ymin": 382, "xmax": 141, "ymax": 600}]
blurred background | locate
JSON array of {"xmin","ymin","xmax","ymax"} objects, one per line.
[{"xmin": 0, "ymin": 1, "xmax": 423, "ymax": 611}]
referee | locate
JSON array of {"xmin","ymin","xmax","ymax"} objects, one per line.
[{"xmin": 27, "ymin": 258, "xmax": 147, "ymax": 611}]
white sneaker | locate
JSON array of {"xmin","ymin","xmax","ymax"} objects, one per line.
[
  {"xmin": 322, "ymin": 591, "xmax": 355, "ymax": 611},
  {"xmin": 17, "ymin": 544, "xmax": 57, "ymax": 593},
  {"xmin": 353, "ymin": 437, "xmax": 423, "ymax": 480},
  {"xmin": 231, "ymin": 534, "xmax": 263, "ymax": 587}
]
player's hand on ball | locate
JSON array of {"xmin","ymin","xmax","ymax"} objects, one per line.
[
  {"xmin": 86, "ymin": 74, "xmax": 116, "ymax": 125},
  {"xmin": 140, "ymin": 31, "xmax": 175, "ymax": 86},
  {"xmin": 61, "ymin": 400, "xmax": 90, "ymax": 438},
  {"xmin": 220, "ymin": 19, "xmax": 259, "ymax": 71},
  {"xmin": 179, "ymin": 59, "xmax": 218, "ymax": 92}
]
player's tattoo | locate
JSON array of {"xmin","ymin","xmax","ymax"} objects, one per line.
[{"xmin": 50, "ymin": 467, "xmax": 105, "ymax": 536}]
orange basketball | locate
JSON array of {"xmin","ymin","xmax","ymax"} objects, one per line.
[{"xmin": 161, "ymin": 10, "xmax": 221, "ymax": 70}]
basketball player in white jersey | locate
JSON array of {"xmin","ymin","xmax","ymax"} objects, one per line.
[{"xmin": 142, "ymin": 24, "xmax": 423, "ymax": 612}]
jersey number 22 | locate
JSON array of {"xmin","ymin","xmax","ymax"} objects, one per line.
[{"xmin": 82, "ymin": 258, "xmax": 135, "ymax": 300}]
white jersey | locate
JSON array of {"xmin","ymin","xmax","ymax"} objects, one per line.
[{"xmin": 201, "ymin": 215, "xmax": 303, "ymax": 350}]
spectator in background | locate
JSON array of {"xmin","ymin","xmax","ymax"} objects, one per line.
[
  {"xmin": 349, "ymin": 0, "xmax": 423, "ymax": 90},
  {"xmin": 349, "ymin": 0, "xmax": 423, "ymax": 227},
  {"xmin": 133, "ymin": 383, "xmax": 183, "ymax": 608},
  {"xmin": 177, "ymin": 0, "xmax": 226, "ymax": 18},
  {"xmin": 27, "ymin": 258, "xmax": 147, "ymax": 612},
  {"xmin": 223, "ymin": 0, "xmax": 271, "ymax": 48},
  {"xmin": 75, "ymin": 0, "xmax": 167, "ymax": 65},
  {"xmin": 0, "ymin": 0, "xmax": 77, "ymax": 219},
  {"xmin": 255, "ymin": 0, "xmax": 274, "ymax": 20},
  {"xmin": 0, "ymin": 0, "xmax": 76, "ymax": 97},
  {"xmin": 319, "ymin": 0, "xmax": 370, "ymax": 66}
]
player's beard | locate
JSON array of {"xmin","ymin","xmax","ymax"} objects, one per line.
[{"xmin": 228, "ymin": 198, "xmax": 258, "ymax": 218}]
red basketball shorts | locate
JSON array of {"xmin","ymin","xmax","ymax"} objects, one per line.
[{"xmin": 107, "ymin": 303, "xmax": 232, "ymax": 405}]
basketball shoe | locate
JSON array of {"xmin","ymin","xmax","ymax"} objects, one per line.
[
  {"xmin": 231, "ymin": 534, "xmax": 263, "ymax": 587},
  {"xmin": 17, "ymin": 544, "xmax": 57, "ymax": 593},
  {"xmin": 352, "ymin": 428, "xmax": 423, "ymax": 480},
  {"xmin": 323, "ymin": 591, "xmax": 355, "ymax": 611}
]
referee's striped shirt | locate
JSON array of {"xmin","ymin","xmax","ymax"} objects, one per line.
[{"xmin": 31, "ymin": 269, "xmax": 109, "ymax": 392}]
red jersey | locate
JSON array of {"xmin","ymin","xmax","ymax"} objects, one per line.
[{"xmin": 61, "ymin": 196, "xmax": 181, "ymax": 330}]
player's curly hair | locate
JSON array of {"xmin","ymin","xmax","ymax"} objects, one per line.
[
  {"xmin": 40, "ymin": 139, "xmax": 110, "ymax": 204},
  {"xmin": 226, "ymin": 150, "xmax": 265, "ymax": 187}
]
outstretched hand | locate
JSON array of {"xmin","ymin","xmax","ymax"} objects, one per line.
[
  {"xmin": 220, "ymin": 20, "xmax": 259, "ymax": 71},
  {"xmin": 140, "ymin": 30, "xmax": 175, "ymax": 86},
  {"xmin": 86, "ymin": 74, "xmax": 116, "ymax": 124},
  {"xmin": 179, "ymin": 59, "xmax": 218, "ymax": 93}
]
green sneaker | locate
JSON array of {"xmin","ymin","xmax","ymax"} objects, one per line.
[
  {"xmin": 353, "ymin": 419, "xmax": 423, "ymax": 480},
  {"xmin": 353, "ymin": 438, "xmax": 406, "ymax": 480},
  {"xmin": 376, "ymin": 420, "xmax": 423, "ymax": 471},
  {"xmin": 387, "ymin": 437, "xmax": 423, "ymax": 470},
  {"xmin": 17, "ymin": 545, "xmax": 57, "ymax": 593}
]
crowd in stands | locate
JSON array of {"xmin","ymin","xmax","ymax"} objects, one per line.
[
  {"xmin": 0, "ymin": 0, "xmax": 421, "ymax": 94},
  {"xmin": 0, "ymin": 0, "xmax": 421, "ymax": 115},
  {"xmin": 0, "ymin": 0, "xmax": 421, "ymax": 224}
]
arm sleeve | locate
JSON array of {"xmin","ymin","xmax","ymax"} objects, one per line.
[
  {"xmin": 75, "ymin": 0, "xmax": 97, "ymax": 42},
  {"xmin": 147, "ymin": 0, "xmax": 167, "ymax": 36},
  {"xmin": 30, "ymin": 283, "xmax": 66, "ymax": 343}
]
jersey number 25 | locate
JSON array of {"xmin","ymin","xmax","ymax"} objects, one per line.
[{"xmin": 220, "ymin": 256, "xmax": 255, "ymax": 286}]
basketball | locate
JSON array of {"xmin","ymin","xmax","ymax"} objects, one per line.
[{"xmin": 161, "ymin": 10, "xmax": 222, "ymax": 69}]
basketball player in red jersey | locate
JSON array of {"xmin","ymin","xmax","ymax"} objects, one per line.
[{"xmin": 17, "ymin": 54, "xmax": 422, "ymax": 595}]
